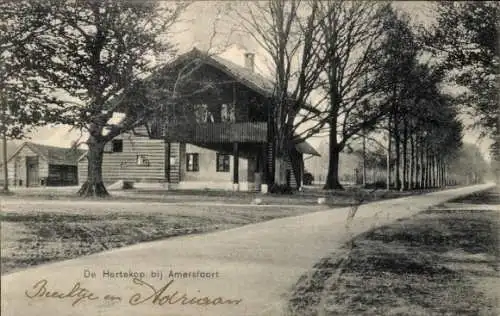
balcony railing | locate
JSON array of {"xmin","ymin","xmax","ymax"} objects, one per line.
[{"xmin": 164, "ymin": 122, "xmax": 267, "ymax": 143}]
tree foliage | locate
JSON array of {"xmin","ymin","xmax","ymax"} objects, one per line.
[
  {"xmin": 0, "ymin": 0, "xmax": 55, "ymax": 139},
  {"xmin": 425, "ymin": 2, "xmax": 499, "ymax": 139},
  {"xmin": 9, "ymin": 0, "xmax": 188, "ymax": 196},
  {"xmin": 424, "ymin": 1, "xmax": 499, "ymax": 184},
  {"xmin": 367, "ymin": 5, "xmax": 464, "ymax": 190}
]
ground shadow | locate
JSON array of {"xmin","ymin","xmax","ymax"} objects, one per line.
[{"xmin": 287, "ymin": 189, "xmax": 499, "ymax": 316}]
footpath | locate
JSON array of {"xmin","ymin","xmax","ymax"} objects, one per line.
[{"xmin": 1, "ymin": 183, "xmax": 495, "ymax": 316}]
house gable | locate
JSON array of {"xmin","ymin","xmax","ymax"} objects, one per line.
[{"xmin": 159, "ymin": 48, "xmax": 321, "ymax": 115}]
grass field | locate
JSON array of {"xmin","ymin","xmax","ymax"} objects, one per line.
[
  {"xmin": 287, "ymin": 189, "xmax": 500, "ymax": 316},
  {"xmin": 8, "ymin": 184, "xmax": 449, "ymax": 206},
  {"xmin": 0, "ymin": 201, "xmax": 324, "ymax": 275},
  {"xmin": 1, "ymin": 184, "xmax": 432, "ymax": 275}
]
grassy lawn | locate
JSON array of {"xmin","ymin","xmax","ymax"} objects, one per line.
[
  {"xmin": 287, "ymin": 189, "xmax": 500, "ymax": 316},
  {"xmin": 0, "ymin": 201, "xmax": 322, "ymax": 275},
  {"xmin": 8, "ymin": 184, "xmax": 451, "ymax": 207},
  {"xmin": 0, "ymin": 184, "xmax": 474, "ymax": 276}
]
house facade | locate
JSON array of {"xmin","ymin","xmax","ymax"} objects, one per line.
[
  {"xmin": 78, "ymin": 128, "xmax": 263, "ymax": 191},
  {"xmin": 0, "ymin": 142, "xmax": 85, "ymax": 187},
  {"xmin": 78, "ymin": 48, "xmax": 320, "ymax": 191}
]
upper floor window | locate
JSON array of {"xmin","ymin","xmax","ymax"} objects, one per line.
[
  {"xmin": 216, "ymin": 153, "xmax": 230, "ymax": 172},
  {"xmin": 221, "ymin": 103, "xmax": 236, "ymax": 122},
  {"xmin": 112, "ymin": 139, "xmax": 123, "ymax": 153},
  {"xmin": 186, "ymin": 153, "xmax": 199, "ymax": 172},
  {"xmin": 194, "ymin": 103, "xmax": 214, "ymax": 123}
]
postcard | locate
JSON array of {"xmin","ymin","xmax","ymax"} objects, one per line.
[{"xmin": 1, "ymin": 1, "xmax": 498, "ymax": 315}]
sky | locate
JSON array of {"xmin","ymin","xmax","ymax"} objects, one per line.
[{"xmin": 23, "ymin": 1, "xmax": 493, "ymax": 161}]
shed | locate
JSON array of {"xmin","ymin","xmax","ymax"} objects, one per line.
[{"xmin": 0, "ymin": 142, "xmax": 86, "ymax": 187}]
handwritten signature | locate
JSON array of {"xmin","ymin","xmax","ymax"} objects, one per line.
[
  {"xmin": 129, "ymin": 278, "xmax": 242, "ymax": 306},
  {"xmin": 25, "ymin": 279, "xmax": 99, "ymax": 306},
  {"xmin": 24, "ymin": 278, "xmax": 243, "ymax": 307}
]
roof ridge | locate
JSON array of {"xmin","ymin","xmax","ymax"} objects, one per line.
[{"xmin": 27, "ymin": 141, "xmax": 77, "ymax": 150}]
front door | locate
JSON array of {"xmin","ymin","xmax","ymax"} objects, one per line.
[{"xmin": 26, "ymin": 156, "xmax": 39, "ymax": 187}]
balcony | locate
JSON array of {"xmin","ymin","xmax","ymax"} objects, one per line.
[{"xmin": 164, "ymin": 122, "xmax": 267, "ymax": 143}]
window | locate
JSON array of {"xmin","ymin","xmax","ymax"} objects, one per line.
[
  {"xmin": 112, "ymin": 139, "xmax": 123, "ymax": 153},
  {"xmin": 221, "ymin": 103, "xmax": 236, "ymax": 122},
  {"xmin": 186, "ymin": 153, "xmax": 199, "ymax": 172},
  {"xmin": 136, "ymin": 155, "xmax": 150, "ymax": 166},
  {"xmin": 194, "ymin": 103, "xmax": 214, "ymax": 123},
  {"xmin": 216, "ymin": 153, "xmax": 230, "ymax": 172}
]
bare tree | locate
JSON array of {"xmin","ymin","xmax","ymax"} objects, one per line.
[
  {"xmin": 318, "ymin": 1, "xmax": 391, "ymax": 190},
  {"xmin": 234, "ymin": 0, "xmax": 328, "ymax": 190},
  {"xmin": 10, "ymin": 0, "xmax": 189, "ymax": 197}
]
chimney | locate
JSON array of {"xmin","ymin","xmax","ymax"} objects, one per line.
[{"xmin": 244, "ymin": 52, "xmax": 255, "ymax": 72}]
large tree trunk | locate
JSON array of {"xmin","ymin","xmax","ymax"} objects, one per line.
[
  {"xmin": 394, "ymin": 131, "xmax": 401, "ymax": 190},
  {"xmin": 324, "ymin": 112, "xmax": 343, "ymax": 190},
  {"xmin": 436, "ymin": 156, "xmax": 440, "ymax": 187},
  {"xmin": 401, "ymin": 118, "xmax": 408, "ymax": 191},
  {"xmin": 362, "ymin": 133, "xmax": 367, "ymax": 187},
  {"xmin": 324, "ymin": 145, "xmax": 342, "ymax": 190},
  {"xmin": 409, "ymin": 134, "xmax": 415, "ymax": 190},
  {"xmin": 424, "ymin": 146, "xmax": 429, "ymax": 189},
  {"xmin": 1, "ymin": 98, "xmax": 8, "ymax": 193},
  {"xmin": 274, "ymin": 156, "xmax": 288, "ymax": 186},
  {"xmin": 437, "ymin": 157, "xmax": 441, "ymax": 186},
  {"xmin": 271, "ymin": 123, "xmax": 295, "ymax": 192},
  {"xmin": 386, "ymin": 123, "xmax": 391, "ymax": 190},
  {"xmin": 78, "ymin": 137, "xmax": 109, "ymax": 197},
  {"xmin": 431, "ymin": 154, "xmax": 436, "ymax": 187},
  {"xmin": 437, "ymin": 156, "xmax": 442, "ymax": 187},
  {"xmin": 415, "ymin": 136, "xmax": 421, "ymax": 189},
  {"xmin": 394, "ymin": 114, "xmax": 401, "ymax": 190},
  {"xmin": 420, "ymin": 142, "xmax": 425, "ymax": 189},
  {"xmin": 2, "ymin": 131, "xmax": 8, "ymax": 193},
  {"xmin": 427, "ymin": 152, "xmax": 434, "ymax": 188},
  {"xmin": 443, "ymin": 161, "xmax": 447, "ymax": 186}
]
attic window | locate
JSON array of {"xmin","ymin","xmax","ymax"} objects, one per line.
[{"xmin": 112, "ymin": 139, "xmax": 123, "ymax": 153}]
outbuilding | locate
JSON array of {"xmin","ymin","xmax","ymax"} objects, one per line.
[{"xmin": 0, "ymin": 142, "xmax": 86, "ymax": 187}]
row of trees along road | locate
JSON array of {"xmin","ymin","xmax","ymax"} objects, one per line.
[
  {"xmin": 424, "ymin": 2, "xmax": 499, "ymax": 184},
  {"xmin": 1, "ymin": 0, "xmax": 492, "ymax": 196},
  {"xmin": 371, "ymin": 9, "xmax": 463, "ymax": 191},
  {"xmin": 235, "ymin": 1, "xmax": 468, "ymax": 190}
]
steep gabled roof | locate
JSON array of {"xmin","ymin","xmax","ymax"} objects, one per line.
[
  {"xmin": 164, "ymin": 48, "xmax": 321, "ymax": 115},
  {"xmin": 3, "ymin": 142, "xmax": 86, "ymax": 166}
]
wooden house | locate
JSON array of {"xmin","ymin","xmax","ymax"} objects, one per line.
[
  {"xmin": 78, "ymin": 49, "xmax": 320, "ymax": 191},
  {"xmin": 0, "ymin": 142, "xmax": 86, "ymax": 187}
]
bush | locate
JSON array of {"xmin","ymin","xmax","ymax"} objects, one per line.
[
  {"xmin": 303, "ymin": 172, "xmax": 314, "ymax": 185},
  {"xmin": 270, "ymin": 184, "xmax": 294, "ymax": 194},
  {"xmin": 365, "ymin": 181, "xmax": 386, "ymax": 189}
]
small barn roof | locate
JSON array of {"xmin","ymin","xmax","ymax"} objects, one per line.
[
  {"xmin": 3, "ymin": 142, "xmax": 87, "ymax": 166},
  {"xmin": 295, "ymin": 141, "xmax": 321, "ymax": 156}
]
